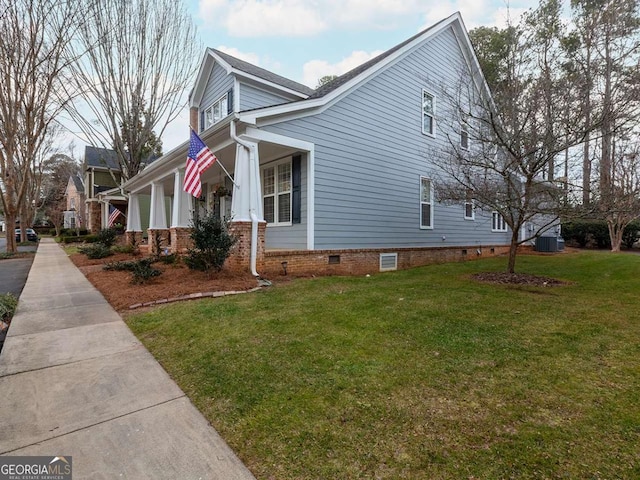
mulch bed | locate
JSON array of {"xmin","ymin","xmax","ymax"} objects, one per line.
[
  {"xmin": 471, "ymin": 272, "xmax": 569, "ymax": 286},
  {"xmin": 69, "ymin": 252, "xmax": 259, "ymax": 311}
]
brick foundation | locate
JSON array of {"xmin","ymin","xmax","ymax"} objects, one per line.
[
  {"xmin": 262, "ymin": 244, "xmax": 511, "ymax": 276},
  {"xmin": 126, "ymin": 231, "xmax": 143, "ymax": 248},
  {"xmin": 227, "ymin": 221, "xmax": 266, "ymax": 272},
  {"xmin": 147, "ymin": 228, "xmax": 171, "ymax": 255},
  {"xmin": 87, "ymin": 201, "xmax": 101, "ymax": 233},
  {"xmin": 170, "ymin": 227, "xmax": 194, "ymax": 253}
]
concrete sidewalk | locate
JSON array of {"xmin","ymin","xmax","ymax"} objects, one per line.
[{"xmin": 0, "ymin": 238, "xmax": 256, "ymax": 480}]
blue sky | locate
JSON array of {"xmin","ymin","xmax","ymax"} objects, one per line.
[
  {"xmin": 156, "ymin": 0, "xmax": 538, "ymax": 151},
  {"xmin": 61, "ymin": 1, "xmax": 539, "ymax": 155}
]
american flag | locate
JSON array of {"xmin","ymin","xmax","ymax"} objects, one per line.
[
  {"xmin": 184, "ymin": 129, "xmax": 217, "ymax": 197},
  {"xmin": 108, "ymin": 205, "xmax": 123, "ymax": 227}
]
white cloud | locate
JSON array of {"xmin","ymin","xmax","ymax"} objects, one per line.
[
  {"xmin": 302, "ymin": 49, "xmax": 384, "ymax": 88},
  {"xmin": 216, "ymin": 46, "xmax": 261, "ymax": 65},
  {"xmin": 198, "ymin": 0, "xmax": 476, "ymax": 37},
  {"xmin": 199, "ymin": 0, "xmax": 326, "ymax": 37}
]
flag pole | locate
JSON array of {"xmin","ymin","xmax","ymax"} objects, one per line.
[{"xmin": 190, "ymin": 127, "xmax": 238, "ymax": 188}]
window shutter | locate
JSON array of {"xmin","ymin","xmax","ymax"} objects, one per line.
[
  {"xmin": 291, "ymin": 154, "xmax": 301, "ymax": 224},
  {"xmin": 199, "ymin": 110, "xmax": 204, "ymax": 132},
  {"xmin": 227, "ymin": 88, "xmax": 233, "ymax": 114}
]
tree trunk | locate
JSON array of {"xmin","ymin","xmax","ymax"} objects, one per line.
[
  {"xmin": 608, "ymin": 222, "xmax": 623, "ymax": 252},
  {"xmin": 5, "ymin": 212, "xmax": 17, "ymax": 253},
  {"xmin": 507, "ymin": 231, "xmax": 520, "ymax": 274}
]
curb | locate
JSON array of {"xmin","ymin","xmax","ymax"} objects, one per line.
[{"xmin": 128, "ymin": 286, "xmax": 263, "ymax": 310}]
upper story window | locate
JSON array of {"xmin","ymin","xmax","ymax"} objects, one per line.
[
  {"xmin": 420, "ymin": 176, "xmax": 433, "ymax": 229},
  {"xmin": 460, "ymin": 124, "xmax": 469, "ymax": 150},
  {"xmin": 492, "ymin": 212, "xmax": 508, "ymax": 232},
  {"xmin": 202, "ymin": 93, "xmax": 228, "ymax": 130},
  {"xmin": 464, "ymin": 200, "xmax": 474, "ymax": 220},
  {"xmin": 422, "ymin": 90, "xmax": 435, "ymax": 136},
  {"xmin": 70, "ymin": 198, "xmax": 76, "ymax": 209},
  {"xmin": 263, "ymin": 159, "xmax": 292, "ymax": 225}
]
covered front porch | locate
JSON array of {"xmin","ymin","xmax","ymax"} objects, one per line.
[{"xmin": 122, "ymin": 118, "xmax": 314, "ymax": 273}]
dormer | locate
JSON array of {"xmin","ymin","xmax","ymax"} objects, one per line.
[{"xmin": 189, "ymin": 48, "xmax": 314, "ymax": 133}]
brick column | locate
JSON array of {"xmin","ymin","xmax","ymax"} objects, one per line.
[
  {"xmin": 125, "ymin": 231, "xmax": 143, "ymax": 248},
  {"xmin": 190, "ymin": 107, "xmax": 198, "ymax": 131},
  {"xmin": 88, "ymin": 201, "xmax": 102, "ymax": 233},
  {"xmin": 228, "ymin": 221, "xmax": 266, "ymax": 272},
  {"xmin": 147, "ymin": 228, "xmax": 171, "ymax": 255},
  {"xmin": 170, "ymin": 227, "xmax": 193, "ymax": 253}
]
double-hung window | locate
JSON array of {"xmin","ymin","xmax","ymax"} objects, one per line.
[
  {"xmin": 464, "ymin": 200, "xmax": 474, "ymax": 220},
  {"xmin": 420, "ymin": 176, "xmax": 433, "ymax": 229},
  {"xmin": 263, "ymin": 160, "xmax": 292, "ymax": 225},
  {"xmin": 492, "ymin": 212, "xmax": 507, "ymax": 232},
  {"xmin": 422, "ymin": 90, "xmax": 435, "ymax": 136},
  {"xmin": 202, "ymin": 93, "xmax": 228, "ymax": 130},
  {"xmin": 460, "ymin": 124, "xmax": 469, "ymax": 150}
]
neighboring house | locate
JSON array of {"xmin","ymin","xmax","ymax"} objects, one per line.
[
  {"xmin": 123, "ymin": 12, "xmax": 516, "ymax": 274},
  {"xmin": 63, "ymin": 174, "xmax": 86, "ymax": 229},
  {"xmin": 83, "ymin": 146, "xmax": 128, "ymax": 232}
]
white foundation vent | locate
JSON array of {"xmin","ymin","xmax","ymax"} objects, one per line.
[{"xmin": 379, "ymin": 253, "xmax": 398, "ymax": 272}]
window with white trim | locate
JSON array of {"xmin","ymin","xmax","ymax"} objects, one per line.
[
  {"xmin": 420, "ymin": 176, "xmax": 433, "ymax": 229},
  {"xmin": 202, "ymin": 93, "xmax": 228, "ymax": 130},
  {"xmin": 492, "ymin": 212, "xmax": 507, "ymax": 232},
  {"xmin": 422, "ymin": 90, "xmax": 435, "ymax": 136},
  {"xmin": 263, "ymin": 159, "xmax": 292, "ymax": 225},
  {"xmin": 460, "ymin": 124, "xmax": 469, "ymax": 150},
  {"xmin": 464, "ymin": 200, "xmax": 474, "ymax": 220}
]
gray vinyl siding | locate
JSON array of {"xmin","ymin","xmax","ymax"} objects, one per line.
[
  {"xmin": 264, "ymin": 154, "xmax": 308, "ymax": 250},
  {"xmin": 239, "ymin": 82, "xmax": 297, "ymax": 111},
  {"xmin": 200, "ymin": 63, "xmax": 233, "ymax": 130},
  {"xmin": 263, "ymin": 26, "xmax": 511, "ymax": 250}
]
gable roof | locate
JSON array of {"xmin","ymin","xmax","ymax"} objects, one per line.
[
  {"xmin": 239, "ymin": 12, "xmax": 488, "ymax": 124},
  {"xmin": 212, "ymin": 49, "xmax": 315, "ymax": 97},
  {"xmin": 308, "ymin": 22, "xmax": 442, "ymax": 100},
  {"xmin": 71, "ymin": 174, "xmax": 84, "ymax": 193},
  {"xmin": 190, "ymin": 48, "xmax": 314, "ymax": 108},
  {"xmin": 84, "ymin": 146, "xmax": 120, "ymax": 171}
]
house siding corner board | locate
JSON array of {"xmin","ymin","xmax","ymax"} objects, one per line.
[
  {"xmin": 240, "ymin": 83, "xmax": 296, "ymax": 111},
  {"xmin": 264, "ymin": 26, "xmax": 511, "ymax": 250},
  {"xmin": 263, "ymin": 244, "xmax": 510, "ymax": 276}
]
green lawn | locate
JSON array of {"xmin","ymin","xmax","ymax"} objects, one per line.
[{"xmin": 126, "ymin": 251, "xmax": 640, "ymax": 479}]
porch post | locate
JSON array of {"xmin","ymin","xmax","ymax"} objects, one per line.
[
  {"xmin": 101, "ymin": 201, "xmax": 109, "ymax": 230},
  {"xmin": 148, "ymin": 181, "xmax": 169, "ymax": 254},
  {"xmin": 170, "ymin": 168, "xmax": 194, "ymax": 252},
  {"xmin": 126, "ymin": 193, "xmax": 143, "ymax": 247},
  {"xmin": 229, "ymin": 141, "xmax": 266, "ymax": 272}
]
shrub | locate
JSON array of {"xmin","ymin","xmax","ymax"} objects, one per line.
[
  {"xmin": 184, "ymin": 214, "xmax": 237, "ymax": 272},
  {"xmin": 112, "ymin": 243, "xmax": 139, "ymax": 255},
  {"xmin": 131, "ymin": 260, "xmax": 161, "ymax": 284},
  {"xmin": 623, "ymin": 221, "xmax": 640, "ymax": 249},
  {"xmin": 61, "ymin": 234, "xmax": 99, "ymax": 244},
  {"xmin": 562, "ymin": 221, "xmax": 590, "ymax": 247},
  {"xmin": 104, "ymin": 257, "xmax": 154, "ymax": 272},
  {"xmin": 96, "ymin": 228, "xmax": 118, "ymax": 248},
  {"xmin": 157, "ymin": 253, "xmax": 179, "ymax": 265},
  {"xmin": 562, "ymin": 220, "xmax": 611, "ymax": 249},
  {"xmin": 78, "ymin": 243, "xmax": 112, "ymax": 259},
  {"xmin": 0, "ymin": 293, "xmax": 17, "ymax": 320}
]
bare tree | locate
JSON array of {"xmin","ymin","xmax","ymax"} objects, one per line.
[
  {"xmin": 595, "ymin": 139, "xmax": 640, "ymax": 252},
  {"xmin": 64, "ymin": 0, "xmax": 201, "ymax": 181},
  {"xmin": 440, "ymin": 1, "xmax": 597, "ymax": 273},
  {"xmin": 0, "ymin": 0, "xmax": 80, "ymax": 252}
]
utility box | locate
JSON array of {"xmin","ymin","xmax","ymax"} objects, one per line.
[{"xmin": 535, "ymin": 236, "xmax": 559, "ymax": 252}]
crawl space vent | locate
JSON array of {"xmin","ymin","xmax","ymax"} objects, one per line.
[{"xmin": 379, "ymin": 253, "xmax": 398, "ymax": 272}]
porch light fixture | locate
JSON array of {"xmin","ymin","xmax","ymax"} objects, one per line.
[{"xmin": 281, "ymin": 261, "xmax": 288, "ymax": 276}]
